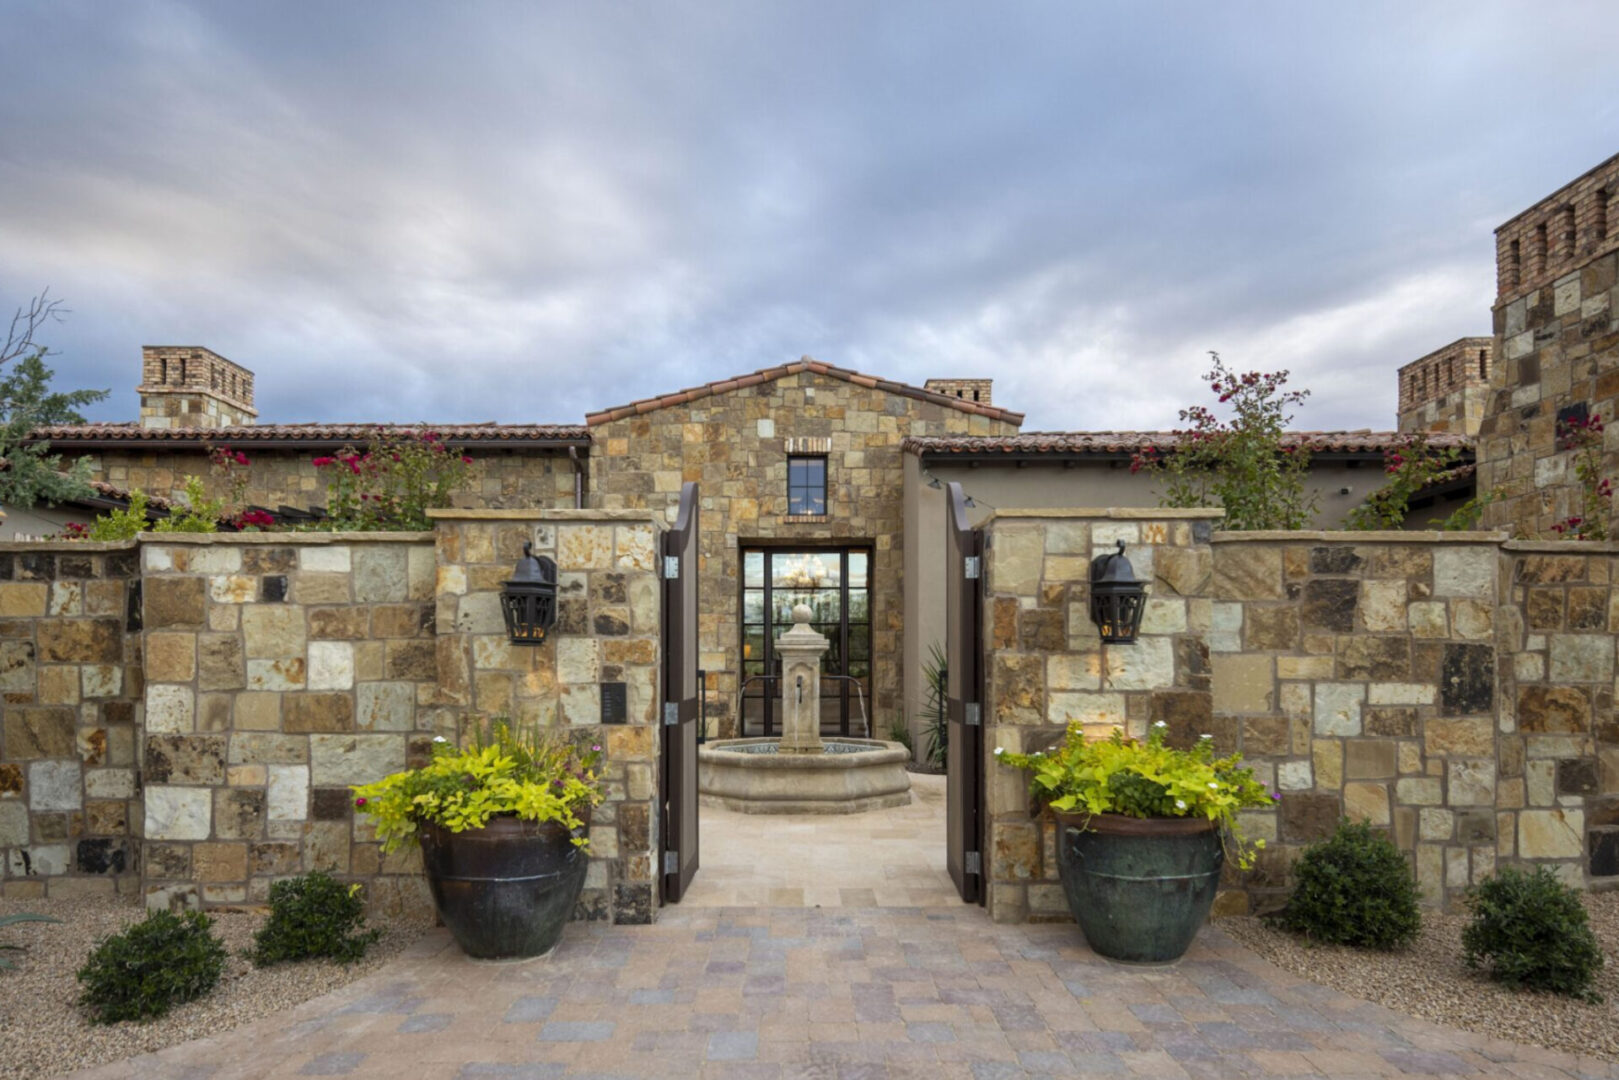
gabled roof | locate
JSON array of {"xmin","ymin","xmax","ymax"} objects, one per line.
[
  {"xmin": 584, "ymin": 357, "xmax": 1025, "ymax": 427},
  {"xmin": 904, "ymin": 430, "xmax": 1474, "ymax": 458},
  {"xmin": 29, "ymin": 422, "xmax": 590, "ymax": 451}
]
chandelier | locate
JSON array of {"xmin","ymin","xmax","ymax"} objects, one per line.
[{"xmin": 777, "ymin": 553, "xmax": 831, "ymax": 589}]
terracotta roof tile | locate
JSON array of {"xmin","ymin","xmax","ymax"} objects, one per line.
[
  {"xmin": 584, "ymin": 357, "xmax": 1025, "ymax": 427},
  {"xmin": 30, "ymin": 422, "xmax": 590, "ymax": 449},
  {"xmin": 903, "ymin": 430, "xmax": 1474, "ymax": 457}
]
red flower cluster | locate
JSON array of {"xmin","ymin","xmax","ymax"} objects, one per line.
[
  {"xmin": 235, "ymin": 509, "xmax": 276, "ymax": 529},
  {"xmin": 210, "ymin": 446, "xmax": 251, "ymax": 468},
  {"xmin": 60, "ymin": 522, "xmax": 89, "ymax": 538}
]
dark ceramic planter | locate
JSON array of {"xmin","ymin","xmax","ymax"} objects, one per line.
[
  {"xmin": 418, "ymin": 814, "xmax": 588, "ymax": 960},
  {"xmin": 1053, "ymin": 811, "xmax": 1223, "ymax": 964}
]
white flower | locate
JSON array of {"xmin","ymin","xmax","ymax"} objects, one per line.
[
  {"xmin": 1199, "ymin": 733, "xmax": 1213, "ymax": 740},
  {"xmin": 432, "ymin": 735, "xmax": 448, "ymax": 743},
  {"xmin": 1175, "ymin": 799, "xmax": 1187, "ymax": 810},
  {"xmin": 1152, "ymin": 721, "xmax": 1168, "ymax": 729},
  {"xmin": 1207, "ymin": 781, "xmax": 1219, "ymax": 789},
  {"xmin": 993, "ymin": 747, "xmax": 1005, "ymax": 756}
]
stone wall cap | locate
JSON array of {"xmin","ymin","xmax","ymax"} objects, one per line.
[
  {"xmin": 985, "ymin": 508, "xmax": 1226, "ymax": 522},
  {"xmin": 1502, "ymin": 539, "xmax": 1619, "ymax": 553},
  {"xmin": 137, "ymin": 531, "xmax": 434, "ymax": 544},
  {"xmin": 0, "ymin": 539, "xmax": 139, "ymax": 552},
  {"xmin": 1211, "ymin": 529, "xmax": 1510, "ymax": 543},
  {"xmin": 427, "ymin": 508, "xmax": 662, "ymax": 524}
]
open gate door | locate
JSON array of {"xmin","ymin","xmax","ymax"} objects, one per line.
[
  {"xmin": 944, "ymin": 482, "xmax": 985, "ymax": 904},
  {"xmin": 660, "ymin": 481, "xmax": 701, "ymax": 903}
]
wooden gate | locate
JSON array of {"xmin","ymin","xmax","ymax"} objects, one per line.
[
  {"xmin": 944, "ymin": 482, "xmax": 985, "ymax": 904},
  {"xmin": 660, "ymin": 482, "xmax": 701, "ymax": 903}
]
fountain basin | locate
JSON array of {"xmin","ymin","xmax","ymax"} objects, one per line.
[{"xmin": 698, "ymin": 738, "xmax": 913, "ymax": 814}]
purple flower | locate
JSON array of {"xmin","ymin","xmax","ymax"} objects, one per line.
[
  {"xmin": 591, "ymin": 744, "xmax": 601, "ymax": 752},
  {"xmin": 1269, "ymin": 791, "xmax": 1282, "ymax": 802}
]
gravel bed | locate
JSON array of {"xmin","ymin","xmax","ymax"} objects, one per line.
[
  {"xmin": 1221, "ymin": 889, "xmax": 1619, "ymax": 1061},
  {"xmin": 0, "ymin": 893, "xmax": 431, "ymax": 1080}
]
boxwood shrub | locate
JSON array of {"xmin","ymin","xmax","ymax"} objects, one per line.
[
  {"xmin": 249, "ymin": 870, "xmax": 380, "ymax": 967},
  {"xmin": 77, "ymin": 910, "xmax": 226, "ymax": 1024},
  {"xmin": 1274, "ymin": 818, "xmax": 1422, "ymax": 949},
  {"xmin": 1462, "ymin": 866, "xmax": 1604, "ymax": 1002}
]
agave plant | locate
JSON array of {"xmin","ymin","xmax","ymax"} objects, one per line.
[{"xmin": 1, "ymin": 912, "xmax": 62, "ymax": 971}]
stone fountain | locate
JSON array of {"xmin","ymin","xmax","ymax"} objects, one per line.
[{"xmin": 698, "ymin": 605, "xmax": 912, "ymax": 814}]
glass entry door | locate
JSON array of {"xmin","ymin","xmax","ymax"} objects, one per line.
[{"xmin": 740, "ymin": 547, "xmax": 871, "ymax": 738}]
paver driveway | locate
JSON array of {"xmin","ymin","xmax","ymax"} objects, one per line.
[{"xmin": 63, "ymin": 902, "xmax": 1619, "ymax": 1080}]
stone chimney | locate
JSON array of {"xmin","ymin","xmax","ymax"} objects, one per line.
[
  {"xmin": 137, "ymin": 347, "xmax": 257, "ymax": 429},
  {"xmin": 924, "ymin": 378, "xmax": 993, "ymax": 406},
  {"xmin": 1396, "ymin": 338, "xmax": 1492, "ymax": 437}
]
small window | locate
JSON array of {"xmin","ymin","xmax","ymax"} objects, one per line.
[{"xmin": 787, "ymin": 456, "xmax": 827, "ymax": 516}]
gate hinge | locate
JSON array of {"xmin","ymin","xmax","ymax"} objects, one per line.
[
  {"xmin": 663, "ymin": 850, "xmax": 679, "ymax": 875},
  {"xmin": 663, "ymin": 702, "xmax": 680, "ymax": 726},
  {"xmin": 964, "ymin": 703, "xmax": 981, "ymax": 727},
  {"xmin": 964, "ymin": 851, "xmax": 982, "ymax": 876},
  {"xmin": 963, "ymin": 556, "xmax": 981, "ymax": 580},
  {"xmin": 663, "ymin": 555, "xmax": 680, "ymax": 579}
]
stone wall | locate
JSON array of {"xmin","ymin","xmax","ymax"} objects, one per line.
[
  {"xmin": 81, "ymin": 448, "xmax": 579, "ymax": 517},
  {"xmin": 591, "ymin": 367, "xmax": 1017, "ymax": 738},
  {"xmin": 1397, "ymin": 337, "xmax": 1492, "ymax": 436},
  {"xmin": 430, "ymin": 510, "xmax": 662, "ymax": 924},
  {"xmin": 1479, "ymin": 153, "xmax": 1619, "ymax": 539},
  {"xmin": 137, "ymin": 534, "xmax": 439, "ymax": 915},
  {"xmin": 981, "ymin": 509, "xmax": 1222, "ymax": 924},
  {"xmin": 0, "ymin": 542, "xmax": 143, "ymax": 898},
  {"xmin": 980, "ymin": 517, "xmax": 1616, "ymax": 920}
]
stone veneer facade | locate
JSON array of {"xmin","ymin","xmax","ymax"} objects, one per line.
[
  {"xmin": 1479, "ymin": 152, "xmax": 1619, "ymax": 538},
  {"xmin": 589, "ymin": 368, "xmax": 1017, "ymax": 737},
  {"xmin": 1397, "ymin": 337, "xmax": 1493, "ymax": 436},
  {"xmin": 138, "ymin": 347, "xmax": 258, "ymax": 429},
  {"xmin": 0, "ymin": 542, "xmax": 143, "ymax": 897},
  {"xmin": 981, "ymin": 511, "xmax": 1618, "ymax": 922}
]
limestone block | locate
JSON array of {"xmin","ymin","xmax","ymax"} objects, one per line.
[
  {"xmin": 1154, "ymin": 547, "xmax": 1210, "ymax": 596},
  {"xmin": 37, "ymin": 619, "xmax": 122, "ymax": 663},
  {"xmin": 247, "ymin": 658, "xmax": 307, "ymax": 691},
  {"xmin": 1276, "ymin": 656, "xmax": 1332, "ymax": 680},
  {"xmin": 354, "ymin": 545, "xmax": 409, "ymax": 603},
  {"xmin": 208, "ymin": 575, "xmax": 256, "ymax": 604},
  {"xmin": 84, "ymin": 769, "xmax": 135, "ymax": 799},
  {"xmin": 267, "ymin": 765, "xmax": 311, "ymax": 821},
  {"xmin": 284, "ymin": 693, "xmax": 356, "ymax": 733},
  {"xmin": 1407, "ymin": 602, "xmax": 1448, "ymax": 638},
  {"xmin": 198, "ymin": 634, "xmax": 246, "ymax": 691},
  {"xmin": 1211, "ymin": 654, "xmax": 1273, "ymax": 715},
  {"xmin": 3, "ymin": 706, "xmax": 75, "ymax": 759},
  {"xmin": 7, "ymin": 845, "xmax": 69, "ymax": 876},
  {"xmin": 615, "ymin": 525, "xmax": 657, "ymax": 572},
  {"xmin": 1102, "ymin": 636, "xmax": 1174, "ymax": 691},
  {"xmin": 47, "ymin": 581, "xmax": 82, "ymax": 616},
  {"xmin": 1396, "ymin": 777, "xmax": 1443, "ymax": 805},
  {"xmin": 145, "ymin": 786, "xmax": 212, "ymax": 841},
  {"xmin": 37, "ymin": 666, "xmax": 79, "ymax": 705},
  {"xmin": 309, "ymin": 734, "xmax": 405, "ymax": 786},
  {"xmin": 145, "ymin": 632, "xmax": 197, "ymax": 683},
  {"xmin": 558, "ymin": 525, "xmax": 613, "ymax": 570},
  {"xmin": 1451, "ymin": 600, "xmax": 1493, "ymax": 641},
  {"xmin": 1526, "ymin": 759, "xmax": 1556, "ymax": 806},
  {"xmin": 990, "ymin": 526, "xmax": 1043, "ymax": 596},
  {"xmin": 300, "ymin": 546, "xmax": 351, "ymax": 572},
  {"xmin": 1448, "ymin": 759, "xmax": 1496, "ymax": 806},
  {"xmin": 357, "ymin": 681, "xmax": 415, "ymax": 731},
  {"xmin": 0, "ymin": 801, "xmax": 27, "ymax": 846},
  {"xmin": 1313, "ymin": 739, "xmax": 1342, "ymax": 789},
  {"xmin": 243, "ymin": 605, "xmax": 306, "ymax": 660},
  {"xmin": 557, "ymin": 638, "xmax": 601, "ymax": 685},
  {"xmin": 307, "ymin": 641, "xmax": 356, "ymax": 690},
  {"xmin": 436, "ymin": 565, "xmax": 467, "ymax": 596},
  {"xmin": 184, "ymin": 546, "xmax": 242, "ymax": 574},
  {"xmin": 1517, "ymin": 808, "xmax": 1584, "ymax": 859},
  {"xmin": 146, "ymin": 684, "xmax": 195, "ymax": 734},
  {"xmin": 78, "ymin": 662, "xmax": 122, "ymax": 700},
  {"xmin": 561, "ymin": 684, "xmax": 600, "ymax": 725},
  {"xmin": 0, "ymin": 582, "xmax": 48, "ymax": 617},
  {"xmin": 1359, "ymin": 581, "xmax": 1406, "ymax": 633},
  {"xmin": 1432, "ymin": 548, "xmax": 1493, "ymax": 599},
  {"xmin": 1313, "ymin": 683, "xmax": 1363, "ymax": 736},
  {"xmin": 1277, "ymin": 760, "xmax": 1313, "ymax": 790},
  {"xmin": 1048, "ymin": 691, "xmax": 1124, "ymax": 729},
  {"xmin": 228, "ymin": 733, "xmax": 308, "ymax": 765},
  {"xmin": 1138, "ymin": 598, "xmax": 1186, "ymax": 635},
  {"xmin": 25, "ymin": 760, "xmax": 80, "ymax": 811},
  {"xmin": 1343, "ymin": 782, "xmax": 1390, "ymax": 826},
  {"xmin": 1367, "ymin": 683, "xmax": 1434, "ymax": 706},
  {"xmin": 293, "ymin": 573, "xmax": 351, "ymax": 604},
  {"xmin": 1547, "ymin": 634, "xmax": 1614, "ymax": 684},
  {"xmin": 1420, "ymin": 808, "xmax": 1454, "ymax": 841},
  {"xmin": 1424, "ymin": 717, "xmax": 1494, "ymax": 758}
]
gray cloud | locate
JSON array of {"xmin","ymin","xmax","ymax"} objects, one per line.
[{"xmin": 2, "ymin": 0, "xmax": 1616, "ymax": 432}]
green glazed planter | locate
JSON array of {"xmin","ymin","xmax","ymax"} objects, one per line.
[{"xmin": 1053, "ymin": 811, "xmax": 1223, "ymax": 963}]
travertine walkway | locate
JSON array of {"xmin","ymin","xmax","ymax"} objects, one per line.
[{"xmin": 65, "ymin": 904, "xmax": 1619, "ymax": 1080}]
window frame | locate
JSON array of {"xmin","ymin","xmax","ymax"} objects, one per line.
[{"xmin": 786, "ymin": 454, "xmax": 828, "ymax": 517}]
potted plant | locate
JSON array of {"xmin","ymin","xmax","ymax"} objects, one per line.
[
  {"xmin": 997, "ymin": 721, "xmax": 1275, "ymax": 963},
  {"xmin": 352, "ymin": 720, "xmax": 604, "ymax": 959}
]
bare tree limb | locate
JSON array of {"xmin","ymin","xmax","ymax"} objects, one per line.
[{"xmin": 3, "ymin": 289, "xmax": 69, "ymax": 368}]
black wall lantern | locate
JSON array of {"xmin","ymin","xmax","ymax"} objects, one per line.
[
  {"xmin": 1090, "ymin": 539, "xmax": 1147, "ymax": 644},
  {"xmin": 500, "ymin": 543, "xmax": 558, "ymax": 646}
]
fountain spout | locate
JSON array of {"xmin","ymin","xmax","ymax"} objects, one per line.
[{"xmin": 776, "ymin": 604, "xmax": 830, "ymax": 754}]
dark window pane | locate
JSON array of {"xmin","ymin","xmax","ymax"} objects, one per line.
[
  {"xmin": 743, "ymin": 591, "xmax": 765, "ymax": 624},
  {"xmin": 806, "ymin": 458, "xmax": 825, "ymax": 483}
]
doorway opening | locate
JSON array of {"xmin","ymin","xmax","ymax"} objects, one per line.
[{"xmin": 738, "ymin": 546, "xmax": 872, "ymax": 738}]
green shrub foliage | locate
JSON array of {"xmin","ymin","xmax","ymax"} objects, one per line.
[
  {"xmin": 1462, "ymin": 867, "xmax": 1604, "ymax": 1001},
  {"xmin": 77, "ymin": 910, "xmax": 226, "ymax": 1023},
  {"xmin": 250, "ymin": 871, "xmax": 380, "ymax": 967},
  {"xmin": 1276, "ymin": 819, "xmax": 1421, "ymax": 949}
]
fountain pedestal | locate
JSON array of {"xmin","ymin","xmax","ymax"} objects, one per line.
[{"xmin": 776, "ymin": 604, "xmax": 829, "ymax": 754}]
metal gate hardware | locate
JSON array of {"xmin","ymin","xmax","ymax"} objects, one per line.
[
  {"xmin": 964, "ymin": 703, "xmax": 981, "ymax": 727},
  {"xmin": 663, "ymin": 702, "xmax": 680, "ymax": 726},
  {"xmin": 964, "ymin": 851, "xmax": 982, "ymax": 875},
  {"xmin": 964, "ymin": 556, "xmax": 981, "ymax": 579},
  {"xmin": 663, "ymin": 555, "xmax": 681, "ymax": 579},
  {"xmin": 663, "ymin": 851, "xmax": 679, "ymax": 875}
]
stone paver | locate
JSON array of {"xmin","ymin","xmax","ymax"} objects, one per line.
[{"xmin": 60, "ymin": 903, "xmax": 1619, "ymax": 1080}]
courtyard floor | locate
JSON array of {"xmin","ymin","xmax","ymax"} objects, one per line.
[{"xmin": 59, "ymin": 780, "xmax": 1619, "ymax": 1080}]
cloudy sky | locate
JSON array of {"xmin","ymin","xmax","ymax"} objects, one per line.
[{"xmin": 2, "ymin": 2, "xmax": 1616, "ymax": 433}]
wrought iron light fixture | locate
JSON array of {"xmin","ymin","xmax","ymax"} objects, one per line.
[
  {"xmin": 500, "ymin": 542, "xmax": 558, "ymax": 646},
  {"xmin": 1089, "ymin": 540, "xmax": 1147, "ymax": 644}
]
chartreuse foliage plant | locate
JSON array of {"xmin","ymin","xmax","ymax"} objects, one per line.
[
  {"xmin": 1275, "ymin": 819, "xmax": 1421, "ymax": 949},
  {"xmin": 996, "ymin": 722, "xmax": 1276, "ymax": 869},
  {"xmin": 77, "ymin": 910, "xmax": 226, "ymax": 1024},
  {"xmin": 1462, "ymin": 866, "xmax": 1604, "ymax": 1002},
  {"xmin": 352, "ymin": 720, "xmax": 605, "ymax": 853},
  {"xmin": 249, "ymin": 870, "xmax": 380, "ymax": 967}
]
